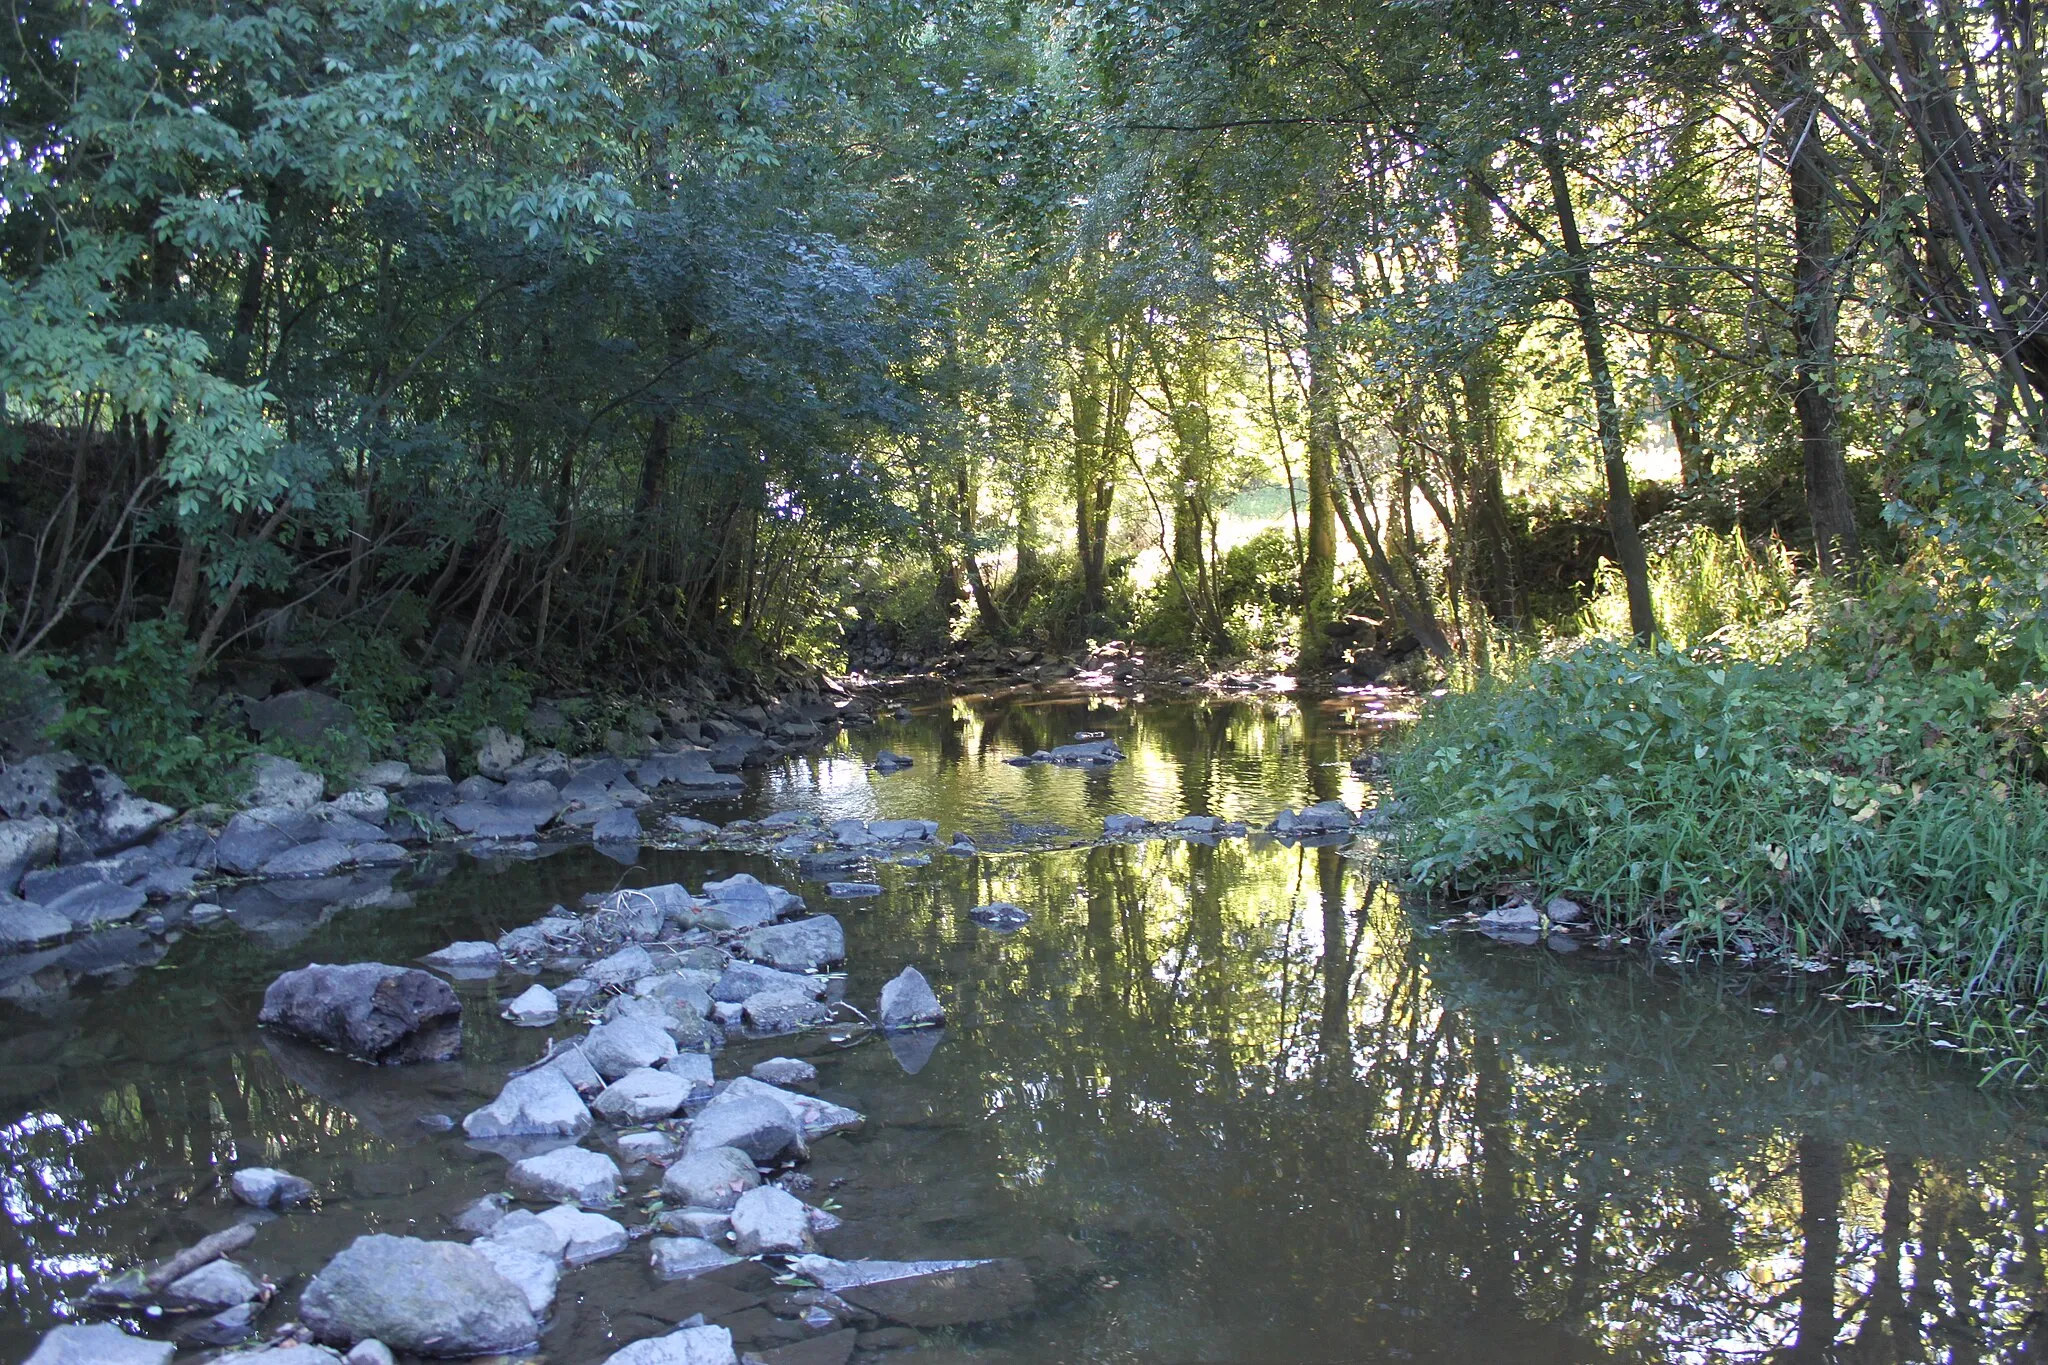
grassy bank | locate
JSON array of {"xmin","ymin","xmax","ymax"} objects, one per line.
[{"xmin": 1387, "ymin": 597, "xmax": 2048, "ymax": 1082}]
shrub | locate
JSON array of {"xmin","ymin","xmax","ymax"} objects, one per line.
[{"xmin": 1575, "ymin": 526, "xmax": 1798, "ymax": 646}]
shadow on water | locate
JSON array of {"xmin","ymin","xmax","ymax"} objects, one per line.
[{"xmin": 0, "ymin": 690, "xmax": 2040, "ymax": 1362}]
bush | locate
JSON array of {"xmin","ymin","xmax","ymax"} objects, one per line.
[
  {"xmin": 1390, "ymin": 633, "xmax": 2048, "ymax": 1048},
  {"xmin": 43, "ymin": 619, "xmax": 252, "ymax": 806},
  {"xmin": 1574, "ymin": 526, "xmax": 1798, "ymax": 646}
]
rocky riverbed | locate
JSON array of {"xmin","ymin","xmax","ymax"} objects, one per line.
[{"xmin": 2, "ymin": 690, "xmax": 2035, "ymax": 1365}]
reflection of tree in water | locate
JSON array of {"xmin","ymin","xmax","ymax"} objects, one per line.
[{"xmin": 919, "ymin": 840, "xmax": 2048, "ymax": 1362}]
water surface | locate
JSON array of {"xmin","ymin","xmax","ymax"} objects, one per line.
[{"xmin": 0, "ymin": 690, "xmax": 2039, "ymax": 1363}]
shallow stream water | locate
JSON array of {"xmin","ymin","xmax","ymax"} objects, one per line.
[{"xmin": 1, "ymin": 691, "xmax": 2043, "ymax": 1363}]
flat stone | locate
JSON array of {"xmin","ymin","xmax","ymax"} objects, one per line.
[
  {"xmin": 535, "ymin": 1204, "xmax": 629, "ymax": 1263},
  {"xmin": 443, "ymin": 802, "xmax": 544, "ymax": 837},
  {"xmin": 731, "ymin": 1184, "xmax": 814, "ymax": 1255},
  {"xmin": 503, "ymin": 983, "xmax": 559, "ymax": 1025},
  {"xmin": 878, "ymin": 965, "xmax": 943, "ymax": 1030},
  {"xmin": 508, "ymin": 1146, "xmax": 620, "ymax": 1206},
  {"xmin": 261, "ymin": 838, "xmax": 355, "ymax": 879},
  {"xmin": 215, "ymin": 806, "xmax": 327, "ymax": 874},
  {"xmin": 24, "ymin": 1323, "xmax": 175, "ymax": 1364},
  {"xmin": 616, "ymin": 1129, "xmax": 680, "ymax": 1161},
  {"xmin": 299, "ymin": 1234, "xmax": 538, "ymax": 1356},
  {"xmin": 653, "ymin": 1208, "xmax": 732, "ymax": 1239},
  {"xmin": 325, "ymin": 787, "xmax": 390, "ymax": 824},
  {"xmin": 232, "ymin": 1165, "xmax": 315, "ymax": 1208},
  {"xmin": 649, "ymin": 1235, "xmax": 741, "ymax": 1280},
  {"xmin": 584, "ymin": 1017, "xmax": 678, "ymax": 1078},
  {"xmin": 789, "ymin": 1255, "xmax": 1033, "ymax": 1327},
  {"xmin": 239, "ymin": 753, "xmax": 326, "ymax": 810},
  {"xmin": 824, "ymin": 882, "xmax": 881, "ymax": 898},
  {"xmin": 463, "ymin": 1068, "xmax": 593, "ymax": 1139},
  {"xmin": 751, "ymin": 1330, "xmax": 855, "ymax": 1365},
  {"xmin": 161, "ymin": 1257, "xmax": 263, "ymax": 1310},
  {"xmin": 453, "ymin": 1193, "xmax": 513, "ymax": 1236},
  {"xmin": 591, "ymin": 807, "xmax": 643, "ymax": 843},
  {"xmin": 586, "ymin": 944, "xmax": 656, "ymax": 988},
  {"xmin": 720, "ymin": 1076, "xmax": 860, "ymax": 1140},
  {"xmin": 713, "ymin": 961, "xmax": 825, "ymax": 1003},
  {"xmin": 541, "ymin": 1042, "xmax": 606, "ymax": 1096},
  {"xmin": 483, "ymin": 1209, "xmax": 571, "ymax": 1261},
  {"xmin": 601, "ymin": 1325, "xmax": 738, "ymax": 1365},
  {"xmin": 750, "ymin": 1057, "xmax": 817, "ymax": 1087},
  {"xmin": 592, "ymin": 1067, "xmax": 692, "ymax": 1123},
  {"xmin": 0, "ymin": 899, "xmax": 73, "ymax": 949},
  {"xmin": 661, "ymin": 1145, "xmax": 762, "ymax": 1210},
  {"xmin": 42, "ymin": 880, "xmax": 147, "ymax": 928},
  {"xmin": 423, "ymin": 940, "xmax": 502, "ymax": 972},
  {"xmin": 659, "ymin": 1051, "xmax": 715, "ymax": 1095},
  {"xmin": 743, "ymin": 989, "xmax": 833, "ymax": 1034},
  {"xmin": 734, "ymin": 916, "xmax": 845, "ymax": 972},
  {"xmin": 967, "ymin": 902, "xmax": 1029, "ymax": 930}
]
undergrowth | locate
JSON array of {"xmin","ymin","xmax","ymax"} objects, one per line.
[{"xmin": 1389, "ymin": 596, "xmax": 2048, "ymax": 1083}]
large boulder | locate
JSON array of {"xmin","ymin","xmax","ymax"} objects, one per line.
[
  {"xmin": 685, "ymin": 1091, "xmax": 803, "ymax": 1162},
  {"xmin": 259, "ymin": 963, "xmax": 463, "ymax": 1063},
  {"xmin": 729, "ymin": 1185, "xmax": 814, "ymax": 1256},
  {"xmin": 733, "ymin": 916, "xmax": 845, "ymax": 972},
  {"xmin": 591, "ymin": 1067, "xmax": 691, "ymax": 1123},
  {"xmin": 215, "ymin": 806, "xmax": 328, "ymax": 876},
  {"xmin": 300, "ymin": 1234, "xmax": 537, "ymax": 1356},
  {"xmin": 462, "ymin": 1068, "xmax": 592, "ymax": 1139},
  {"xmin": 473, "ymin": 726, "xmax": 526, "ymax": 780},
  {"xmin": 507, "ymin": 1145, "xmax": 620, "ymax": 1206},
  {"xmin": 583, "ymin": 1017, "xmax": 677, "ymax": 1079},
  {"xmin": 712, "ymin": 961, "xmax": 825, "ymax": 1003},
  {"xmin": 0, "ymin": 896, "xmax": 73, "ymax": 949}
]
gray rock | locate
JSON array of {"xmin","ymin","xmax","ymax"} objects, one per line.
[
  {"xmin": 474, "ymin": 726, "xmax": 526, "ymax": 779},
  {"xmin": 721, "ymin": 1076, "xmax": 861, "ymax": 1140},
  {"xmin": 223, "ymin": 1345, "xmax": 342, "ymax": 1364},
  {"xmin": 1295, "ymin": 799, "xmax": 1356, "ymax": 830},
  {"xmin": 0, "ymin": 815, "xmax": 62, "ymax": 894},
  {"xmin": 1102, "ymin": 814, "xmax": 1151, "ymax": 835},
  {"xmin": 1545, "ymin": 895, "xmax": 1586, "ymax": 925},
  {"xmin": 541, "ymin": 1042, "xmax": 606, "ymax": 1096},
  {"xmin": 824, "ymin": 882, "xmax": 882, "ymax": 898},
  {"xmin": 453, "ymin": 1193, "xmax": 513, "ymax": 1236},
  {"xmin": 350, "ymin": 842, "xmax": 408, "ymax": 866},
  {"xmin": 357, "ymin": 760, "xmax": 411, "ymax": 788},
  {"xmin": 178, "ymin": 1305, "xmax": 260, "ymax": 1348},
  {"xmin": 641, "ymin": 970, "xmax": 716, "ymax": 1018},
  {"xmin": 869, "ymin": 817, "xmax": 938, "ymax": 842},
  {"xmin": 495, "ymin": 779, "xmax": 565, "ymax": 816},
  {"xmin": 601, "ymin": 1325, "xmax": 738, "ymax": 1365},
  {"xmin": 0, "ymin": 755, "xmax": 78, "ymax": 820},
  {"xmin": 685, "ymin": 1091, "xmax": 803, "ymax": 1162},
  {"xmin": 886, "ymin": 1028, "xmax": 944, "ymax": 1075},
  {"xmin": 1476, "ymin": 902, "xmax": 1542, "ymax": 933},
  {"xmin": 503, "ymin": 983, "xmax": 559, "ymax": 1026},
  {"xmin": 713, "ymin": 961, "xmax": 825, "ymax": 1003},
  {"xmin": 508, "ymin": 1146, "xmax": 620, "ymax": 1205},
  {"xmin": 443, "ymin": 803, "xmax": 543, "ymax": 838},
  {"xmin": 553, "ymin": 977, "xmax": 600, "ymax": 1012},
  {"xmin": 260, "ymin": 963, "xmax": 463, "ymax": 1063},
  {"xmin": 661, "ymin": 1144, "xmax": 762, "ymax": 1210},
  {"xmin": 470, "ymin": 1240, "xmax": 558, "ymax": 1316},
  {"xmin": 585, "ymin": 944, "xmax": 656, "ymax": 989},
  {"xmin": 591, "ymin": 807, "xmax": 642, "ymax": 843},
  {"xmin": 464, "ymin": 1068, "xmax": 593, "ymax": 1138},
  {"xmin": 664, "ymin": 815, "xmax": 720, "ymax": 838},
  {"xmin": 967, "ymin": 902, "xmax": 1029, "ymax": 931},
  {"xmin": 1049, "ymin": 739, "xmax": 1122, "ymax": 765},
  {"xmin": 700, "ymin": 872, "xmax": 801, "ymax": 920},
  {"xmin": 616, "ymin": 1129, "xmax": 680, "ymax": 1161},
  {"xmin": 592, "ymin": 1067, "xmax": 691, "ymax": 1123},
  {"xmin": 649, "ymin": 1236, "xmax": 740, "ymax": 1280},
  {"xmin": 870, "ymin": 750, "xmax": 912, "ymax": 771},
  {"xmin": 215, "ymin": 806, "xmax": 327, "ymax": 875},
  {"xmin": 422, "ymin": 940, "xmax": 502, "ymax": 973},
  {"xmin": 878, "ymin": 965, "xmax": 943, "ymax": 1030},
  {"xmin": 482, "ymin": 1209, "xmax": 570, "ymax": 1261},
  {"xmin": 88, "ymin": 790, "xmax": 175, "ymax": 855},
  {"xmin": 730, "ymin": 1184, "xmax": 815, "ymax": 1255},
  {"xmin": 536, "ymin": 1204, "xmax": 629, "ymax": 1263},
  {"xmin": 42, "ymin": 879, "xmax": 147, "ymax": 928},
  {"xmin": 750, "ymin": 1057, "xmax": 817, "ymax": 1087},
  {"xmin": 300, "ymin": 1234, "xmax": 538, "ymax": 1356},
  {"xmin": 23, "ymin": 1323, "xmax": 175, "ymax": 1365},
  {"xmin": 325, "ymin": 787, "xmax": 391, "ymax": 824},
  {"xmin": 734, "ymin": 915, "xmax": 845, "ymax": 972},
  {"xmin": 232, "ymin": 1165, "xmax": 315, "ymax": 1207},
  {"xmin": 240, "ymin": 753, "xmax": 326, "ymax": 811},
  {"xmin": 343, "ymin": 1342, "xmax": 396, "ymax": 1365},
  {"xmin": 0, "ymin": 897, "xmax": 72, "ymax": 948},
  {"xmin": 653, "ymin": 1207, "xmax": 733, "ymax": 1239},
  {"xmin": 788, "ymin": 1255, "xmax": 1032, "ymax": 1327},
  {"xmin": 161, "ymin": 1257, "xmax": 262, "ymax": 1310},
  {"xmin": 262, "ymin": 838, "xmax": 355, "ymax": 879},
  {"xmin": 742, "ymin": 990, "xmax": 832, "ymax": 1034},
  {"xmin": 584, "ymin": 1017, "xmax": 678, "ymax": 1078}
]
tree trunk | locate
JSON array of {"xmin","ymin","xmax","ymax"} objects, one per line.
[
  {"xmin": 1539, "ymin": 128, "xmax": 1656, "ymax": 642},
  {"xmin": 1773, "ymin": 8, "xmax": 1861, "ymax": 575},
  {"xmin": 1298, "ymin": 250, "xmax": 1340, "ymax": 661},
  {"xmin": 1071, "ymin": 335, "xmax": 1110, "ymax": 616}
]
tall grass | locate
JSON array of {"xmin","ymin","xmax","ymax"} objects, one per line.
[{"xmin": 1577, "ymin": 527, "xmax": 1799, "ymax": 646}]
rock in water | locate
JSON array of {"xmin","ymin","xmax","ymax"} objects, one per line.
[
  {"xmin": 734, "ymin": 915, "xmax": 845, "ymax": 971},
  {"xmin": 232, "ymin": 1165, "xmax": 315, "ymax": 1208},
  {"xmin": 300, "ymin": 1234, "xmax": 537, "ymax": 1356},
  {"xmin": 24, "ymin": 1323, "xmax": 175, "ymax": 1364},
  {"xmin": 967, "ymin": 902, "xmax": 1029, "ymax": 931},
  {"xmin": 650, "ymin": 1236, "xmax": 740, "ymax": 1280},
  {"xmin": 602, "ymin": 1325, "xmax": 738, "ymax": 1365},
  {"xmin": 685, "ymin": 1092, "xmax": 803, "ymax": 1162},
  {"xmin": 661, "ymin": 1145, "xmax": 762, "ymax": 1210},
  {"xmin": 535, "ymin": 1204, "xmax": 629, "ymax": 1263},
  {"xmin": 259, "ymin": 963, "xmax": 462, "ymax": 1063},
  {"xmin": 878, "ymin": 965, "xmax": 943, "ymax": 1030},
  {"xmin": 462, "ymin": 1068, "xmax": 593, "ymax": 1139},
  {"xmin": 592, "ymin": 1067, "xmax": 691, "ymax": 1123},
  {"xmin": 583, "ymin": 1017, "xmax": 678, "ymax": 1078},
  {"xmin": 730, "ymin": 1185, "xmax": 815, "ymax": 1255},
  {"xmin": 470, "ymin": 1240, "xmax": 559, "ymax": 1316},
  {"xmin": 789, "ymin": 1255, "xmax": 1034, "ymax": 1327},
  {"xmin": 507, "ymin": 1146, "xmax": 620, "ymax": 1206},
  {"xmin": 502, "ymin": 983, "xmax": 559, "ymax": 1026}
]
